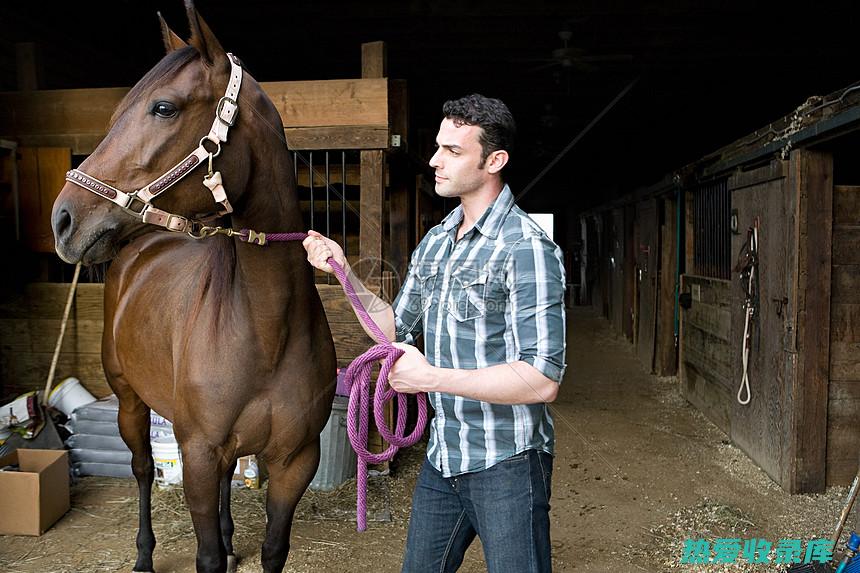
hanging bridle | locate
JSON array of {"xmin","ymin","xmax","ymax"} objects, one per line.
[{"xmin": 64, "ymin": 53, "xmax": 245, "ymax": 236}]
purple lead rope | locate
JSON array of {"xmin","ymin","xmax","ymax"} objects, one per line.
[{"xmin": 244, "ymin": 231, "xmax": 429, "ymax": 531}]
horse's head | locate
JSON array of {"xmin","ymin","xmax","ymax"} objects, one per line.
[{"xmin": 52, "ymin": 3, "xmax": 269, "ymax": 264}]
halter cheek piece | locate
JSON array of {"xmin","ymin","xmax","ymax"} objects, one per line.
[{"xmin": 64, "ymin": 53, "xmax": 244, "ymax": 235}]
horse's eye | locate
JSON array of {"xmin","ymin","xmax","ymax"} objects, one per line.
[{"xmin": 152, "ymin": 101, "xmax": 178, "ymax": 118}]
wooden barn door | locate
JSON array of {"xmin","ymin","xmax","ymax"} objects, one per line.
[
  {"xmin": 635, "ymin": 199, "xmax": 659, "ymax": 372},
  {"xmin": 609, "ymin": 208, "xmax": 625, "ymax": 333},
  {"xmin": 728, "ymin": 161, "xmax": 796, "ymax": 487}
]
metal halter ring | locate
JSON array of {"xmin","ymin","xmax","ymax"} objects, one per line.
[{"xmin": 199, "ymin": 136, "xmax": 222, "ymax": 158}]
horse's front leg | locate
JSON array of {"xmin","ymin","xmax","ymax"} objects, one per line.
[
  {"xmin": 116, "ymin": 392, "xmax": 156, "ymax": 573},
  {"xmin": 182, "ymin": 440, "xmax": 230, "ymax": 573},
  {"xmin": 220, "ymin": 460, "xmax": 238, "ymax": 572},
  {"xmin": 260, "ymin": 439, "xmax": 320, "ymax": 573}
]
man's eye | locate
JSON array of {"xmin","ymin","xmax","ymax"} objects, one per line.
[{"xmin": 152, "ymin": 101, "xmax": 178, "ymax": 118}]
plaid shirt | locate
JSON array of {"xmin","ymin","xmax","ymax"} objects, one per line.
[{"xmin": 393, "ymin": 185, "xmax": 567, "ymax": 477}]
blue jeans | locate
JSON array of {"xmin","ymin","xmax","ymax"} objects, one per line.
[{"xmin": 401, "ymin": 449, "xmax": 553, "ymax": 573}]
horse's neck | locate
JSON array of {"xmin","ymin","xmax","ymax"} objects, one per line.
[{"xmin": 227, "ymin": 149, "xmax": 312, "ymax": 303}]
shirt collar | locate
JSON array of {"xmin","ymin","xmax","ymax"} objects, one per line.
[{"xmin": 441, "ymin": 184, "xmax": 515, "ymax": 240}]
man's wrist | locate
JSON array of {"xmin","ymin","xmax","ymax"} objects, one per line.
[{"xmin": 422, "ymin": 364, "xmax": 447, "ymax": 393}]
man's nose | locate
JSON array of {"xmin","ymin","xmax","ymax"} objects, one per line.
[{"xmin": 429, "ymin": 149, "xmax": 441, "ymax": 168}]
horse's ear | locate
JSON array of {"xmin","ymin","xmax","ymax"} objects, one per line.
[
  {"xmin": 184, "ymin": 0, "xmax": 227, "ymax": 67},
  {"xmin": 158, "ymin": 12, "xmax": 187, "ymax": 53}
]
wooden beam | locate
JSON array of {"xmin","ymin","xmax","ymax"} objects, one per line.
[
  {"xmin": 0, "ymin": 87, "xmax": 126, "ymax": 137},
  {"xmin": 262, "ymin": 78, "xmax": 388, "ymax": 128},
  {"xmin": 285, "ymin": 126, "xmax": 388, "ymax": 150},
  {"xmin": 0, "ymin": 78, "xmax": 390, "ymax": 152},
  {"xmin": 789, "ymin": 149, "xmax": 833, "ymax": 494},
  {"xmin": 361, "ymin": 41, "xmax": 387, "ymax": 79}
]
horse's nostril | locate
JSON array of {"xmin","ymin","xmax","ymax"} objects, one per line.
[{"xmin": 54, "ymin": 206, "xmax": 73, "ymax": 240}]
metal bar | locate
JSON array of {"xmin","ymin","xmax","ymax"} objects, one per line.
[
  {"xmin": 517, "ymin": 77, "xmax": 640, "ymax": 200},
  {"xmin": 694, "ymin": 190, "xmax": 699, "ymax": 275},
  {"xmin": 309, "ymin": 151, "xmax": 314, "ymax": 230},
  {"xmin": 722, "ymin": 181, "xmax": 728, "ymax": 279},
  {"xmin": 325, "ymin": 152, "xmax": 331, "ymax": 239},
  {"xmin": 342, "ymin": 152, "xmax": 347, "ymax": 258}
]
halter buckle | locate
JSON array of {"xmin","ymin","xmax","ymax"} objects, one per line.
[
  {"xmin": 124, "ymin": 195, "xmax": 148, "ymax": 215},
  {"xmin": 216, "ymin": 96, "xmax": 238, "ymax": 127}
]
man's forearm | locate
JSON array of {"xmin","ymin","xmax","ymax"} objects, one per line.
[
  {"xmin": 404, "ymin": 359, "xmax": 559, "ymax": 405},
  {"xmin": 342, "ymin": 265, "xmax": 396, "ymax": 343}
]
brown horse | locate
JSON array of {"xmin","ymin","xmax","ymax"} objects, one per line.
[{"xmin": 50, "ymin": 3, "xmax": 336, "ymax": 572}]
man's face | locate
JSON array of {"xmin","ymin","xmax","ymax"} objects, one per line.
[{"xmin": 429, "ymin": 118, "xmax": 489, "ymax": 199}]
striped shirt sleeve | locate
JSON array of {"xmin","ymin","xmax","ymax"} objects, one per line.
[
  {"xmin": 505, "ymin": 232, "xmax": 567, "ymax": 382},
  {"xmin": 393, "ymin": 239, "xmax": 426, "ymax": 345}
]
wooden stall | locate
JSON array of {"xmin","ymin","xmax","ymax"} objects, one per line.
[
  {"xmin": 580, "ymin": 179, "xmax": 679, "ymax": 376},
  {"xmin": 584, "ymin": 84, "xmax": 860, "ymax": 492}
]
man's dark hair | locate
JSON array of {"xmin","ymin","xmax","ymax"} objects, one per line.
[{"xmin": 442, "ymin": 94, "xmax": 516, "ymax": 169}]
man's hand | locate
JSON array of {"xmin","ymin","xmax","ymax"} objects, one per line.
[
  {"xmin": 302, "ymin": 230, "xmax": 347, "ymax": 274},
  {"xmin": 388, "ymin": 343, "xmax": 435, "ymax": 394}
]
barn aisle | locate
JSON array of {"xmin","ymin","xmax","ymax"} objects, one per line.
[{"xmin": 549, "ymin": 306, "xmax": 847, "ymax": 571}]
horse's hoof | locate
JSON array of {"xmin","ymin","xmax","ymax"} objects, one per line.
[{"xmin": 227, "ymin": 554, "xmax": 238, "ymax": 572}]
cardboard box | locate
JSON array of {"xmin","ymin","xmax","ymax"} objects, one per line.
[
  {"xmin": 231, "ymin": 455, "xmax": 267, "ymax": 489},
  {"xmin": 0, "ymin": 449, "xmax": 70, "ymax": 535}
]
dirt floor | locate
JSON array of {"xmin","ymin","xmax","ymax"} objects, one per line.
[{"xmin": 0, "ymin": 306, "xmax": 854, "ymax": 572}]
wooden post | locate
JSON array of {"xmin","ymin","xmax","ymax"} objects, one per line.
[
  {"xmin": 789, "ymin": 149, "xmax": 833, "ymax": 493},
  {"xmin": 359, "ymin": 42, "xmax": 387, "ymax": 293},
  {"xmin": 16, "ymin": 43, "xmax": 42, "ymax": 91},
  {"xmin": 656, "ymin": 197, "xmax": 679, "ymax": 376},
  {"xmin": 388, "ymin": 79, "xmax": 411, "ymax": 284},
  {"xmin": 362, "ymin": 41, "xmax": 387, "ymax": 79}
]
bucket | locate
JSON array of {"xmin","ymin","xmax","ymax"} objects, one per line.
[
  {"xmin": 48, "ymin": 377, "xmax": 97, "ymax": 416},
  {"xmin": 151, "ymin": 436, "xmax": 183, "ymax": 487}
]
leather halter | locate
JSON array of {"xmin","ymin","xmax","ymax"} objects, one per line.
[{"xmin": 64, "ymin": 53, "xmax": 245, "ymax": 235}]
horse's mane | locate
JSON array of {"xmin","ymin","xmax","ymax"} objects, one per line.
[{"xmin": 109, "ymin": 47, "xmax": 199, "ymax": 129}]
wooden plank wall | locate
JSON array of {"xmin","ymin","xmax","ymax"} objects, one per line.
[
  {"xmin": 680, "ymin": 274, "xmax": 733, "ymax": 432},
  {"xmin": 18, "ymin": 147, "xmax": 70, "ymax": 252},
  {"xmin": 828, "ymin": 184, "xmax": 860, "ymax": 485},
  {"xmin": 0, "ymin": 283, "xmax": 371, "ymax": 400},
  {"xmin": 0, "ymin": 283, "xmax": 107, "ymax": 398},
  {"xmin": 0, "ymin": 79, "xmax": 390, "ymax": 153}
]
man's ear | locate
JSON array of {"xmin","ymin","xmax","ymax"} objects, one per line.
[{"xmin": 486, "ymin": 150, "xmax": 509, "ymax": 174}]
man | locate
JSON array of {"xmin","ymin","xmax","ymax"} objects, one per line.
[{"xmin": 303, "ymin": 94, "xmax": 566, "ymax": 572}]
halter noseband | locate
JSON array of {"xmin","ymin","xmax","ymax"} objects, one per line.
[{"xmin": 64, "ymin": 53, "xmax": 245, "ymax": 235}]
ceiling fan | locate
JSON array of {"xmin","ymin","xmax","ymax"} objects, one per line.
[{"xmin": 526, "ymin": 30, "xmax": 633, "ymax": 73}]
